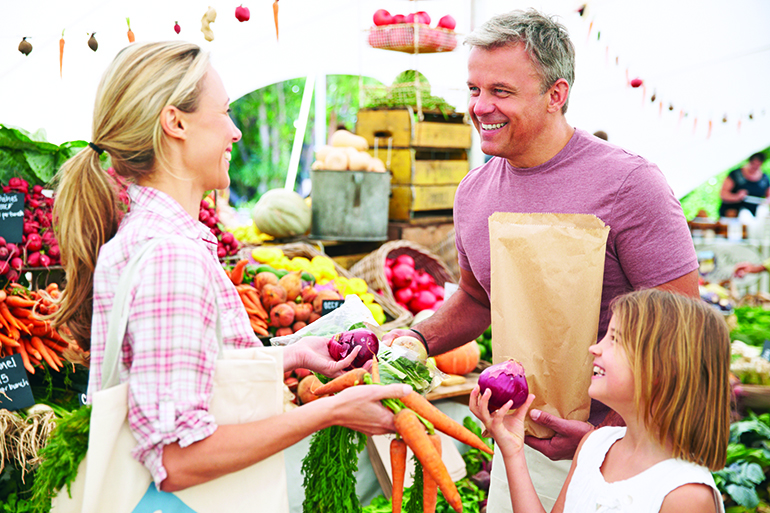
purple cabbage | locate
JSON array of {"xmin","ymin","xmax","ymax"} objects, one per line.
[
  {"xmin": 328, "ymin": 329, "xmax": 380, "ymax": 369},
  {"xmin": 478, "ymin": 359, "xmax": 529, "ymax": 412}
]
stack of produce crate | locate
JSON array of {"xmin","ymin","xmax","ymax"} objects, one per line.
[{"xmin": 356, "ymin": 106, "xmax": 472, "ymax": 223}]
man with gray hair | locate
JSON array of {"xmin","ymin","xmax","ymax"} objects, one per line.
[{"xmin": 383, "ymin": 9, "xmax": 698, "ymax": 510}]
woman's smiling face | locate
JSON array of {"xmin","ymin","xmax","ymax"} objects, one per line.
[{"xmin": 182, "ymin": 66, "xmax": 242, "ymax": 192}]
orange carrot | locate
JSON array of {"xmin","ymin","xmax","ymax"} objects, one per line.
[
  {"xmin": 126, "ymin": 18, "xmax": 135, "ymax": 43},
  {"xmin": 423, "ymin": 434, "xmax": 442, "ymax": 513},
  {"xmin": 400, "ymin": 391, "xmax": 493, "ymax": 455},
  {"xmin": 311, "ymin": 368, "xmax": 369, "ymax": 396},
  {"xmin": 5, "ymin": 296, "xmax": 37, "ymax": 309},
  {"xmin": 42, "ymin": 337, "xmax": 68, "ymax": 354},
  {"xmin": 390, "ymin": 438, "xmax": 407, "ymax": 513},
  {"xmin": 0, "ymin": 333, "xmax": 21, "ymax": 348},
  {"xmin": 16, "ymin": 339, "xmax": 34, "ymax": 374},
  {"xmin": 394, "ymin": 409, "xmax": 462, "ymax": 513},
  {"xmin": 0, "ymin": 302, "xmax": 26, "ymax": 336},
  {"xmin": 46, "ymin": 283, "xmax": 59, "ymax": 294},
  {"xmin": 230, "ymin": 259, "xmax": 249, "ymax": 286},
  {"xmin": 59, "ymin": 30, "xmax": 65, "ymax": 78},
  {"xmin": 31, "ymin": 336, "xmax": 59, "ymax": 371},
  {"xmin": 0, "ymin": 290, "xmax": 6, "ymax": 302},
  {"xmin": 24, "ymin": 339, "xmax": 42, "ymax": 361},
  {"xmin": 273, "ymin": 0, "xmax": 279, "ymax": 41}
]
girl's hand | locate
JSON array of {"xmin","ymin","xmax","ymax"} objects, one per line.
[
  {"xmin": 285, "ymin": 336, "xmax": 361, "ymax": 377},
  {"xmin": 470, "ymin": 386, "xmax": 535, "ymax": 458}
]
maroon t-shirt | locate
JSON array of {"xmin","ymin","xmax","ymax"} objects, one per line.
[{"xmin": 454, "ymin": 128, "xmax": 697, "ymax": 338}]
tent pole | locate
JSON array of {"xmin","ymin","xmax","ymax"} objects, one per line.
[
  {"xmin": 315, "ymin": 74, "xmax": 327, "ymax": 148},
  {"xmin": 285, "ymin": 73, "xmax": 316, "ymax": 191}
]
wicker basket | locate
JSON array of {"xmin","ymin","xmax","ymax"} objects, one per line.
[
  {"xmin": 240, "ymin": 242, "xmax": 412, "ymax": 331},
  {"xmin": 429, "ymin": 228, "xmax": 459, "ymax": 282},
  {"xmin": 367, "ymin": 24, "xmax": 458, "ymax": 54},
  {"xmin": 349, "ymin": 240, "xmax": 457, "ymax": 311}
]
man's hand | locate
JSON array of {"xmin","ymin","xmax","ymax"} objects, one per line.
[
  {"xmin": 524, "ymin": 409, "xmax": 593, "ymax": 461},
  {"xmin": 380, "ymin": 328, "xmax": 415, "ymax": 347}
]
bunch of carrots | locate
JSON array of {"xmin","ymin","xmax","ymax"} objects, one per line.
[
  {"xmin": 225, "ymin": 259, "xmax": 270, "ymax": 337},
  {"xmin": 0, "ymin": 283, "xmax": 70, "ymax": 375},
  {"xmin": 311, "ymin": 361, "xmax": 493, "ymax": 513}
]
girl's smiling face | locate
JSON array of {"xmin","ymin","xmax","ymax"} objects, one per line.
[{"xmin": 588, "ymin": 314, "xmax": 635, "ymax": 409}]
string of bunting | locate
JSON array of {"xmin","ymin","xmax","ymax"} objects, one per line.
[
  {"xmin": 576, "ymin": 3, "xmax": 768, "ymax": 139},
  {"xmin": 9, "ymin": 2, "xmax": 281, "ymax": 77}
]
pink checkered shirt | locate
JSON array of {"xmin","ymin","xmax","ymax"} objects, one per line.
[{"xmin": 89, "ymin": 185, "xmax": 261, "ymax": 486}]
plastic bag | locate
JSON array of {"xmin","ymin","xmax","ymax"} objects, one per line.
[
  {"xmin": 270, "ymin": 295, "xmax": 381, "ymax": 346},
  {"xmin": 377, "ymin": 343, "xmax": 446, "ymax": 395}
]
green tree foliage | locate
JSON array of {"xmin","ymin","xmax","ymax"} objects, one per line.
[{"xmin": 227, "ymin": 75, "xmax": 383, "ymax": 207}]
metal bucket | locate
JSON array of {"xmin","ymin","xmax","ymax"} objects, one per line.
[{"xmin": 310, "ymin": 169, "xmax": 391, "ymax": 241}]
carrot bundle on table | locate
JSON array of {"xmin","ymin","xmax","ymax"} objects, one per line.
[{"xmin": 0, "ymin": 283, "xmax": 71, "ymax": 375}]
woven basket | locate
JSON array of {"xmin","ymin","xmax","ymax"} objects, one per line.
[
  {"xmin": 240, "ymin": 242, "xmax": 412, "ymax": 331},
  {"xmin": 429, "ymin": 228, "xmax": 459, "ymax": 282},
  {"xmin": 349, "ymin": 240, "xmax": 457, "ymax": 311},
  {"xmin": 367, "ymin": 24, "xmax": 458, "ymax": 54}
]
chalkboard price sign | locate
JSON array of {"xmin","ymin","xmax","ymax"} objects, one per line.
[
  {"xmin": 0, "ymin": 354, "xmax": 35, "ymax": 411},
  {"xmin": 0, "ymin": 192, "xmax": 25, "ymax": 243},
  {"xmin": 321, "ymin": 299, "xmax": 344, "ymax": 316}
]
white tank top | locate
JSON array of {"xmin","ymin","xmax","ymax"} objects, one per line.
[{"xmin": 564, "ymin": 427, "xmax": 725, "ymax": 513}]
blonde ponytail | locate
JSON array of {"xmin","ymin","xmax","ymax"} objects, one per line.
[{"xmin": 50, "ymin": 41, "xmax": 210, "ymax": 350}]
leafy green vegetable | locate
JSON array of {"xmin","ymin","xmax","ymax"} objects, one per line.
[
  {"xmin": 731, "ymin": 306, "xmax": 770, "ymax": 347},
  {"xmin": 301, "ymin": 426, "xmax": 366, "ymax": 513},
  {"xmin": 29, "ymin": 405, "xmax": 91, "ymax": 513},
  {"xmin": 377, "ymin": 348, "xmax": 434, "ymax": 394},
  {"xmin": 461, "ymin": 417, "xmax": 493, "ymax": 476},
  {"xmin": 0, "ymin": 125, "xmax": 91, "ymax": 185}
]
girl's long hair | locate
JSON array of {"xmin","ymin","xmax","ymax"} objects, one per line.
[
  {"xmin": 612, "ymin": 289, "xmax": 731, "ymax": 470},
  {"xmin": 51, "ymin": 41, "xmax": 210, "ymax": 350}
]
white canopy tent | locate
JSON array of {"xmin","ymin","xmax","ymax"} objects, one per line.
[{"xmin": 2, "ymin": 0, "xmax": 769, "ymax": 197}]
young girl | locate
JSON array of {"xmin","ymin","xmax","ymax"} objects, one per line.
[
  {"xmin": 50, "ymin": 41, "xmax": 410, "ymax": 494},
  {"xmin": 471, "ymin": 289, "xmax": 730, "ymax": 512}
]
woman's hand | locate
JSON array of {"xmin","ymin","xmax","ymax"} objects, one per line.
[
  {"xmin": 734, "ymin": 261, "xmax": 766, "ymax": 278},
  {"xmin": 284, "ymin": 336, "xmax": 361, "ymax": 378},
  {"xmin": 470, "ymin": 386, "xmax": 535, "ymax": 458},
  {"xmin": 329, "ymin": 383, "xmax": 413, "ymax": 436}
]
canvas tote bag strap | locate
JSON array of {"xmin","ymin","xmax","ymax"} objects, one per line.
[{"xmin": 101, "ymin": 237, "xmax": 224, "ymax": 390}]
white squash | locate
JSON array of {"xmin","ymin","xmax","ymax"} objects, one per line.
[
  {"xmin": 366, "ymin": 157, "xmax": 387, "ymax": 173},
  {"xmin": 315, "ymin": 145, "xmax": 333, "ymax": 162},
  {"xmin": 348, "ymin": 151, "xmax": 372, "ymax": 171},
  {"xmin": 324, "ymin": 147, "xmax": 349, "ymax": 171}
]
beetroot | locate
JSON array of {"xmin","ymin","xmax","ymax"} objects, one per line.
[
  {"xmin": 395, "ymin": 254, "xmax": 415, "ymax": 268},
  {"xmin": 394, "ymin": 287, "xmax": 414, "ymax": 304}
]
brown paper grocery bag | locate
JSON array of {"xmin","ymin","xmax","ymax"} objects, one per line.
[{"xmin": 488, "ymin": 212, "xmax": 609, "ymax": 439}]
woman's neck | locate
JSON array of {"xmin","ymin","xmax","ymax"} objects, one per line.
[{"xmin": 137, "ymin": 171, "xmax": 203, "ymax": 220}]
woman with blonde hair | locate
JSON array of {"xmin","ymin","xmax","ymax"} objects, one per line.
[
  {"xmin": 51, "ymin": 41, "xmax": 409, "ymax": 498},
  {"xmin": 471, "ymin": 289, "xmax": 730, "ymax": 512}
]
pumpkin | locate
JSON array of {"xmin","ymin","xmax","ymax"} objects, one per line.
[
  {"xmin": 251, "ymin": 188, "xmax": 311, "ymax": 238},
  {"xmin": 434, "ymin": 340, "xmax": 480, "ymax": 376}
]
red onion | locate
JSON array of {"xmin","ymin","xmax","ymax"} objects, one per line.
[
  {"xmin": 328, "ymin": 328, "xmax": 380, "ymax": 369},
  {"xmin": 478, "ymin": 359, "xmax": 528, "ymax": 412}
]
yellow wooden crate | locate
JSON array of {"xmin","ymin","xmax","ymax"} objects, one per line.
[
  {"xmin": 368, "ymin": 148, "xmax": 469, "ymax": 185},
  {"xmin": 357, "ymin": 108, "xmax": 472, "ymax": 149},
  {"xmin": 389, "ymin": 184, "xmax": 458, "ymax": 221}
]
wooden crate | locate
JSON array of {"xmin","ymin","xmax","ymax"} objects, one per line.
[
  {"xmin": 368, "ymin": 148, "xmax": 469, "ymax": 185},
  {"xmin": 357, "ymin": 108, "xmax": 472, "ymax": 149},
  {"xmin": 389, "ymin": 184, "xmax": 458, "ymax": 221},
  {"xmin": 388, "ymin": 221, "xmax": 455, "ymax": 250}
]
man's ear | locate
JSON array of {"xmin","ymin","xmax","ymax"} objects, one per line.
[
  {"xmin": 546, "ymin": 78, "xmax": 570, "ymax": 114},
  {"xmin": 159, "ymin": 105, "xmax": 187, "ymax": 141}
]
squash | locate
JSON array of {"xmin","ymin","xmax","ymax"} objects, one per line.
[
  {"xmin": 315, "ymin": 145, "xmax": 333, "ymax": 162},
  {"xmin": 367, "ymin": 157, "xmax": 386, "ymax": 173},
  {"xmin": 324, "ymin": 147, "xmax": 349, "ymax": 170},
  {"xmin": 434, "ymin": 340, "xmax": 480, "ymax": 376},
  {"xmin": 348, "ymin": 151, "xmax": 371, "ymax": 171},
  {"xmin": 310, "ymin": 160, "xmax": 325, "ymax": 170},
  {"xmin": 251, "ymin": 188, "xmax": 311, "ymax": 238},
  {"xmin": 331, "ymin": 129, "xmax": 368, "ymax": 151}
]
